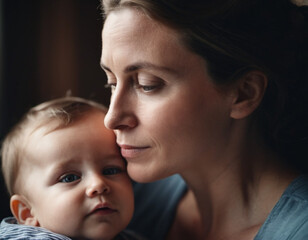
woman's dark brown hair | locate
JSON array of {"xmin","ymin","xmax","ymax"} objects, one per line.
[{"xmin": 101, "ymin": 0, "xmax": 308, "ymax": 171}]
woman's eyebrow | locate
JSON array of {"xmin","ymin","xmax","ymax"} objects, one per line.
[
  {"xmin": 100, "ymin": 63, "xmax": 112, "ymax": 72},
  {"xmin": 100, "ymin": 61, "xmax": 177, "ymax": 75},
  {"xmin": 123, "ymin": 62, "xmax": 176, "ymax": 74}
]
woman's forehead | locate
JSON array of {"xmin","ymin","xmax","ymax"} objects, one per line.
[
  {"xmin": 101, "ymin": 8, "xmax": 193, "ymax": 73},
  {"xmin": 103, "ymin": 7, "xmax": 180, "ymax": 44}
]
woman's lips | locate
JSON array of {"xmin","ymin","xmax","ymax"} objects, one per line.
[{"xmin": 118, "ymin": 144, "xmax": 150, "ymax": 159}]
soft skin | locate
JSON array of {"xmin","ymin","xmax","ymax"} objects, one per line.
[
  {"xmin": 101, "ymin": 9, "xmax": 236, "ymax": 183},
  {"xmin": 11, "ymin": 111, "xmax": 134, "ymax": 240},
  {"xmin": 101, "ymin": 8, "xmax": 297, "ymax": 240}
]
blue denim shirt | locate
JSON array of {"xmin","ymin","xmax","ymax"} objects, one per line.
[
  {"xmin": 129, "ymin": 174, "xmax": 308, "ymax": 240},
  {"xmin": 127, "ymin": 174, "xmax": 187, "ymax": 240},
  {"xmin": 255, "ymin": 175, "xmax": 308, "ymax": 240}
]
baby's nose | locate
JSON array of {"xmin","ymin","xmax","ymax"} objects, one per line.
[{"xmin": 86, "ymin": 175, "xmax": 110, "ymax": 197}]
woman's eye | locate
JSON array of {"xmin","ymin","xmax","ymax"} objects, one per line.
[
  {"xmin": 59, "ymin": 174, "xmax": 80, "ymax": 183},
  {"xmin": 103, "ymin": 167, "xmax": 123, "ymax": 176},
  {"xmin": 136, "ymin": 82, "xmax": 163, "ymax": 93},
  {"xmin": 135, "ymin": 73, "xmax": 163, "ymax": 93},
  {"xmin": 139, "ymin": 84, "xmax": 158, "ymax": 92}
]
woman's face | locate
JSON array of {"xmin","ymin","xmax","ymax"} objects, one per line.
[{"xmin": 101, "ymin": 8, "xmax": 235, "ymax": 182}]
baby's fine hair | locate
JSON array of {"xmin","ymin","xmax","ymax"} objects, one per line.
[{"xmin": 1, "ymin": 96, "xmax": 107, "ymax": 196}]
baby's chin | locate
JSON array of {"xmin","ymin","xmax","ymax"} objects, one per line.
[{"xmin": 60, "ymin": 216, "xmax": 130, "ymax": 240}]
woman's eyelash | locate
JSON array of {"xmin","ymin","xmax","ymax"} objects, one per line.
[
  {"xmin": 104, "ymin": 83, "xmax": 116, "ymax": 89},
  {"xmin": 136, "ymin": 84, "xmax": 157, "ymax": 92},
  {"xmin": 104, "ymin": 77, "xmax": 163, "ymax": 93}
]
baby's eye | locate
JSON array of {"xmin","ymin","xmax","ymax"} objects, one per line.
[
  {"xmin": 103, "ymin": 167, "xmax": 123, "ymax": 176},
  {"xmin": 59, "ymin": 174, "xmax": 81, "ymax": 183}
]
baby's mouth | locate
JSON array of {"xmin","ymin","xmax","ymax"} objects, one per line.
[
  {"xmin": 92, "ymin": 207, "xmax": 117, "ymax": 215},
  {"xmin": 88, "ymin": 203, "xmax": 118, "ymax": 217}
]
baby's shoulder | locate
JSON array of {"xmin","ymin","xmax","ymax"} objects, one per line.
[{"xmin": 0, "ymin": 217, "xmax": 71, "ymax": 240}]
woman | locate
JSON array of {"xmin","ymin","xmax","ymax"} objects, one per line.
[{"xmin": 100, "ymin": 0, "xmax": 308, "ymax": 239}]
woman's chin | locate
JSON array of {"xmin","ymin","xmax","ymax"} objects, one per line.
[{"xmin": 127, "ymin": 163, "xmax": 169, "ymax": 183}]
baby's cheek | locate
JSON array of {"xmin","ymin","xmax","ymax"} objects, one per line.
[{"xmin": 41, "ymin": 197, "xmax": 82, "ymax": 235}]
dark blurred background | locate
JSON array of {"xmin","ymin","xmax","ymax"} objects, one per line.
[{"xmin": 0, "ymin": 0, "xmax": 110, "ymax": 219}]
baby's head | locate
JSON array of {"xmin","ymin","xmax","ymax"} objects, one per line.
[{"xmin": 1, "ymin": 96, "xmax": 134, "ymax": 240}]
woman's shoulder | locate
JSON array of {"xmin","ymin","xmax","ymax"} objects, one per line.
[
  {"xmin": 127, "ymin": 174, "xmax": 187, "ymax": 240},
  {"xmin": 283, "ymin": 175, "xmax": 308, "ymax": 200},
  {"xmin": 255, "ymin": 175, "xmax": 308, "ymax": 240}
]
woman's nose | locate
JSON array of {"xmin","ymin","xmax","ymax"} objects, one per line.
[
  {"xmin": 86, "ymin": 175, "xmax": 110, "ymax": 198},
  {"xmin": 104, "ymin": 87, "xmax": 138, "ymax": 130}
]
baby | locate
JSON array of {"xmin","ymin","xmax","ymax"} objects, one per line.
[{"xmin": 0, "ymin": 97, "xmax": 141, "ymax": 240}]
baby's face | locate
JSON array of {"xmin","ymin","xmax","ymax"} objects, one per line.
[{"xmin": 20, "ymin": 111, "xmax": 134, "ymax": 240}]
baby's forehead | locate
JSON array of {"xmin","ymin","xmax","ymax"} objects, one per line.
[
  {"xmin": 23, "ymin": 110, "xmax": 108, "ymax": 155},
  {"xmin": 29, "ymin": 118, "xmax": 63, "ymax": 136},
  {"xmin": 27, "ymin": 109, "xmax": 104, "ymax": 136},
  {"xmin": 21, "ymin": 118, "xmax": 70, "ymax": 160},
  {"xmin": 21, "ymin": 112, "xmax": 120, "ymax": 167}
]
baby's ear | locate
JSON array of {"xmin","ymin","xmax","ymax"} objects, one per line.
[
  {"xmin": 10, "ymin": 194, "xmax": 39, "ymax": 226},
  {"xmin": 230, "ymin": 70, "xmax": 268, "ymax": 119}
]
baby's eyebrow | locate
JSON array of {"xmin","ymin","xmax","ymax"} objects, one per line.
[
  {"xmin": 52, "ymin": 155, "xmax": 125, "ymax": 171},
  {"xmin": 50, "ymin": 158, "xmax": 81, "ymax": 172},
  {"xmin": 103, "ymin": 154, "xmax": 126, "ymax": 164}
]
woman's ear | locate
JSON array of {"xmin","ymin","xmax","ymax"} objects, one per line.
[
  {"xmin": 10, "ymin": 194, "xmax": 39, "ymax": 226},
  {"xmin": 230, "ymin": 70, "xmax": 268, "ymax": 119}
]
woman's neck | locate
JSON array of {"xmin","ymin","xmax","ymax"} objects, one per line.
[{"xmin": 180, "ymin": 136, "xmax": 298, "ymax": 239}]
